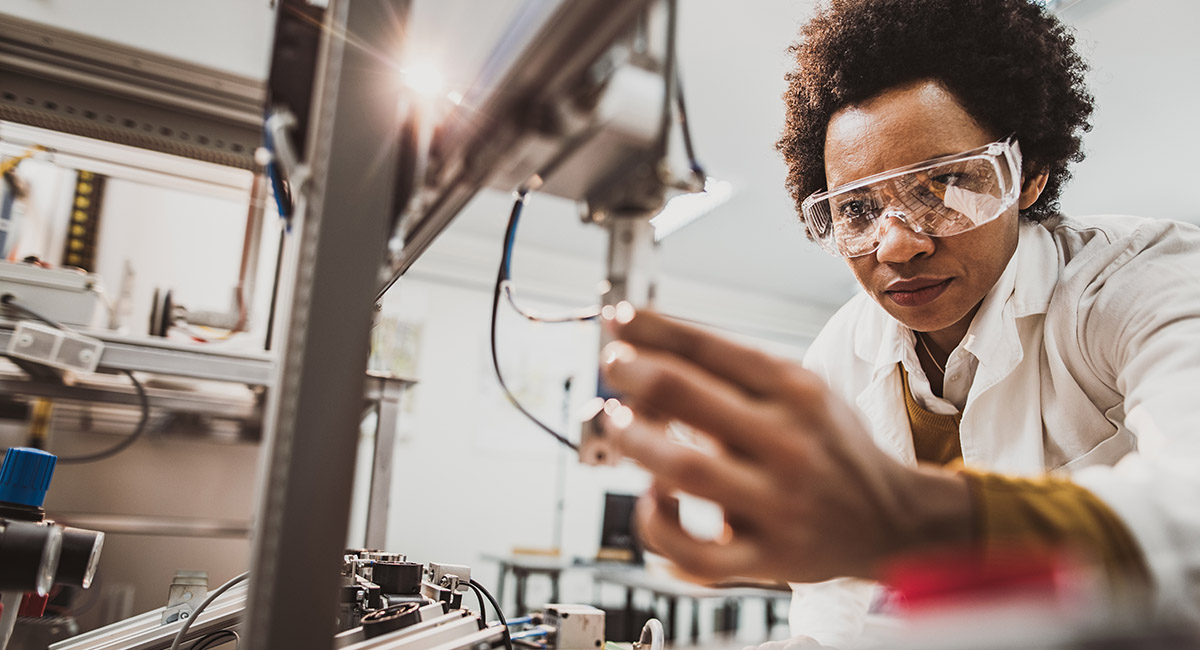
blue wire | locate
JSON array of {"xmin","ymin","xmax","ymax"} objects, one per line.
[
  {"xmin": 262, "ymin": 116, "xmax": 293, "ymax": 225},
  {"xmin": 510, "ymin": 629, "xmax": 549, "ymax": 640},
  {"xmin": 506, "ymin": 616, "xmax": 533, "ymax": 627},
  {"xmin": 501, "ymin": 193, "xmax": 525, "ymax": 280}
]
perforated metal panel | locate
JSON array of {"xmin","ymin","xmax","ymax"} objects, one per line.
[{"xmin": 0, "ymin": 14, "xmax": 264, "ymax": 169}]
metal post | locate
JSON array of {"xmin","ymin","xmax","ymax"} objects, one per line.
[
  {"xmin": 365, "ymin": 375, "xmax": 409, "ymax": 549},
  {"xmin": 244, "ymin": 0, "xmax": 407, "ymax": 647}
]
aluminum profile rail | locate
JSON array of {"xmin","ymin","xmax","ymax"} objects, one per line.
[
  {"xmin": 243, "ymin": 0, "xmax": 406, "ymax": 647},
  {"xmin": 49, "ymin": 582, "xmax": 247, "ymax": 650},
  {"xmin": 0, "ymin": 13, "xmax": 264, "ymax": 169},
  {"xmin": 382, "ymin": 0, "xmax": 652, "ymax": 286},
  {"xmin": 0, "ymin": 325, "xmax": 273, "ymax": 385}
]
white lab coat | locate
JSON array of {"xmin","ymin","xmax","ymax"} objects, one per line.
[{"xmin": 791, "ymin": 214, "xmax": 1200, "ymax": 647}]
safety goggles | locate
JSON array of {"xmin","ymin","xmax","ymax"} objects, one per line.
[{"xmin": 801, "ymin": 138, "xmax": 1022, "ymax": 258}]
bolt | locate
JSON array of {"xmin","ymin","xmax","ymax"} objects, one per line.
[{"xmin": 17, "ymin": 334, "xmax": 32, "ymax": 347}]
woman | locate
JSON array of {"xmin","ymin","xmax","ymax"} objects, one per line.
[{"xmin": 599, "ymin": 0, "xmax": 1200, "ymax": 645}]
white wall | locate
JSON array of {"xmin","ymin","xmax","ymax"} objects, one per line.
[{"xmin": 1057, "ymin": 0, "xmax": 1200, "ymax": 224}]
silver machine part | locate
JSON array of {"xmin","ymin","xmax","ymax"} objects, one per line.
[
  {"xmin": 340, "ymin": 612, "xmax": 492, "ymax": 650},
  {"xmin": 49, "ymin": 582, "xmax": 248, "ymax": 650},
  {"xmin": 159, "ymin": 571, "xmax": 208, "ymax": 626}
]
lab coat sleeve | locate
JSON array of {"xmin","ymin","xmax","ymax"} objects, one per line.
[
  {"xmin": 788, "ymin": 578, "xmax": 876, "ymax": 648},
  {"xmin": 1068, "ymin": 219, "xmax": 1200, "ymax": 626}
]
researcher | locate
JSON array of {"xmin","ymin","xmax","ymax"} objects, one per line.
[{"xmin": 598, "ymin": 0, "xmax": 1200, "ymax": 646}]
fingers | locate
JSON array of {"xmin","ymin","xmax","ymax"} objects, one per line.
[
  {"xmin": 602, "ymin": 339, "xmax": 807, "ymax": 460},
  {"xmin": 613, "ymin": 416, "xmax": 776, "ymax": 522},
  {"xmin": 636, "ymin": 486, "xmax": 761, "ymax": 582},
  {"xmin": 606, "ymin": 309, "xmax": 796, "ymax": 399}
]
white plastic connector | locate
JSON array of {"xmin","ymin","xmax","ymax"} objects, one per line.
[{"xmin": 7, "ymin": 320, "xmax": 104, "ymax": 373}]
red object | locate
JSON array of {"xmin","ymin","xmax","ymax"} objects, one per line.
[
  {"xmin": 18, "ymin": 592, "xmax": 49, "ymax": 617},
  {"xmin": 881, "ymin": 544, "xmax": 1077, "ymax": 613}
]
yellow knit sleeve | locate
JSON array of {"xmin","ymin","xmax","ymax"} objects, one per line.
[{"xmin": 961, "ymin": 470, "xmax": 1151, "ymax": 589}]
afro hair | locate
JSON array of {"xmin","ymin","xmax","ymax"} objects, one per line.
[{"xmin": 777, "ymin": 0, "xmax": 1094, "ymax": 228}]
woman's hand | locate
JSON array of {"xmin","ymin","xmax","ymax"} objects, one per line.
[{"xmin": 600, "ymin": 307, "xmax": 971, "ymax": 584}]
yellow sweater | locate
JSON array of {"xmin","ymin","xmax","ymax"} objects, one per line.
[{"xmin": 899, "ymin": 365, "xmax": 1149, "ymax": 588}]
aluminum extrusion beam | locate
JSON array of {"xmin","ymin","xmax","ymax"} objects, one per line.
[
  {"xmin": 0, "ymin": 13, "xmax": 263, "ymax": 169},
  {"xmin": 386, "ymin": 0, "xmax": 652, "ymax": 282},
  {"xmin": 364, "ymin": 373, "xmax": 412, "ymax": 549},
  {"xmin": 49, "ymin": 584, "xmax": 247, "ymax": 650},
  {"xmin": 46, "ymin": 513, "xmax": 253, "ymax": 539},
  {"xmin": 243, "ymin": 0, "xmax": 405, "ymax": 647},
  {"xmin": 0, "ymin": 325, "xmax": 274, "ymax": 384}
]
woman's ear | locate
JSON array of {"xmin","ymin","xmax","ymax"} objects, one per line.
[{"xmin": 1018, "ymin": 171, "xmax": 1050, "ymax": 210}]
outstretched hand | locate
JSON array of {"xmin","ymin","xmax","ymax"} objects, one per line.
[{"xmin": 600, "ymin": 307, "xmax": 971, "ymax": 584}]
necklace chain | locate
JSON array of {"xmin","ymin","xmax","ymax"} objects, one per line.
[{"xmin": 916, "ymin": 333, "xmax": 946, "ymax": 375}]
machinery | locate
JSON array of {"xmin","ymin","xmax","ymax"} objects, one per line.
[
  {"xmin": 0, "ymin": 448, "xmax": 104, "ymax": 650},
  {"xmin": 0, "ymin": 0, "xmax": 701, "ymax": 645},
  {"xmin": 49, "ymin": 555, "xmax": 665, "ymax": 650}
]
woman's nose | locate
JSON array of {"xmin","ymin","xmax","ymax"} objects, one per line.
[{"xmin": 874, "ymin": 212, "xmax": 935, "ymax": 263}]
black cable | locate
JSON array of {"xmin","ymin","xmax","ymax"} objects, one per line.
[
  {"xmin": 55, "ymin": 368, "xmax": 149, "ymax": 464},
  {"xmin": 188, "ymin": 629, "xmax": 239, "ymax": 650},
  {"xmin": 469, "ymin": 579, "xmax": 513, "ymax": 650},
  {"xmin": 1, "ymin": 294, "xmax": 152, "ymax": 464},
  {"xmin": 470, "ymin": 581, "xmax": 490, "ymax": 620},
  {"xmin": 264, "ymin": 226, "xmax": 286, "ymax": 351},
  {"xmin": 169, "ymin": 572, "xmax": 249, "ymax": 650},
  {"xmin": 1, "ymin": 293, "xmax": 66, "ymax": 329},
  {"xmin": 675, "ymin": 71, "xmax": 705, "ymax": 181},
  {"xmin": 658, "ymin": 0, "xmax": 705, "ymax": 184},
  {"xmin": 490, "ymin": 194, "xmax": 579, "ymax": 452},
  {"xmin": 657, "ymin": 0, "xmax": 679, "ymax": 158}
]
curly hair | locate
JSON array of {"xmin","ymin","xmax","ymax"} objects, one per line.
[{"xmin": 777, "ymin": 0, "xmax": 1094, "ymax": 228}]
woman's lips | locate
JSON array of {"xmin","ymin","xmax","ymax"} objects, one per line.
[{"xmin": 885, "ymin": 278, "xmax": 952, "ymax": 307}]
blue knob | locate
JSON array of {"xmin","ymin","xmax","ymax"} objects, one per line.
[{"xmin": 0, "ymin": 447, "xmax": 57, "ymax": 508}]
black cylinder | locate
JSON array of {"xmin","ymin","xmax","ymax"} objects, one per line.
[
  {"xmin": 0, "ymin": 520, "xmax": 61, "ymax": 594},
  {"xmin": 55, "ymin": 527, "xmax": 104, "ymax": 588},
  {"xmin": 373, "ymin": 561, "xmax": 422, "ymax": 595}
]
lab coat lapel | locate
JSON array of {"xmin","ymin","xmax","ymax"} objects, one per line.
[
  {"xmin": 958, "ymin": 222, "xmax": 1058, "ymax": 474},
  {"xmin": 855, "ymin": 350, "xmax": 917, "ymax": 467}
]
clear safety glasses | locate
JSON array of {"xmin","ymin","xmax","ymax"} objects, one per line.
[{"xmin": 801, "ymin": 138, "xmax": 1023, "ymax": 258}]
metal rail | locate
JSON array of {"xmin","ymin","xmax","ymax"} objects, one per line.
[
  {"xmin": 242, "ymin": 0, "xmax": 406, "ymax": 646},
  {"xmin": 0, "ymin": 13, "xmax": 264, "ymax": 169}
]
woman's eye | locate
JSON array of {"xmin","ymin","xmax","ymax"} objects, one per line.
[
  {"xmin": 838, "ymin": 199, "xmax": 870, "ymax": 218},
  {"xmin": 932, "ymin": 172, "xmax": 964, "ymax": 187}
]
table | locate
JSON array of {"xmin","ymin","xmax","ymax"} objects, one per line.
[
  {"xmin": 482, "ymin": 554, "xmax": 575, "ymax": 616},
  {"xmin": 592, "ymin": 567, "xmax": 791, "ymax": 644}
]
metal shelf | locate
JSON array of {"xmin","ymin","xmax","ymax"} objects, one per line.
[{"xmin": 0, "ymin": 324, "xmax": 274, "ymax": 385}]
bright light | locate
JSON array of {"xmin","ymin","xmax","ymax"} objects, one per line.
[
  {"xmin": 398, "ymin": 61, "xmax": 445, "ymax": 99},
  {"xmin": 650, "ymin": 177, "xmax": 734, "ymax": 242}
]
